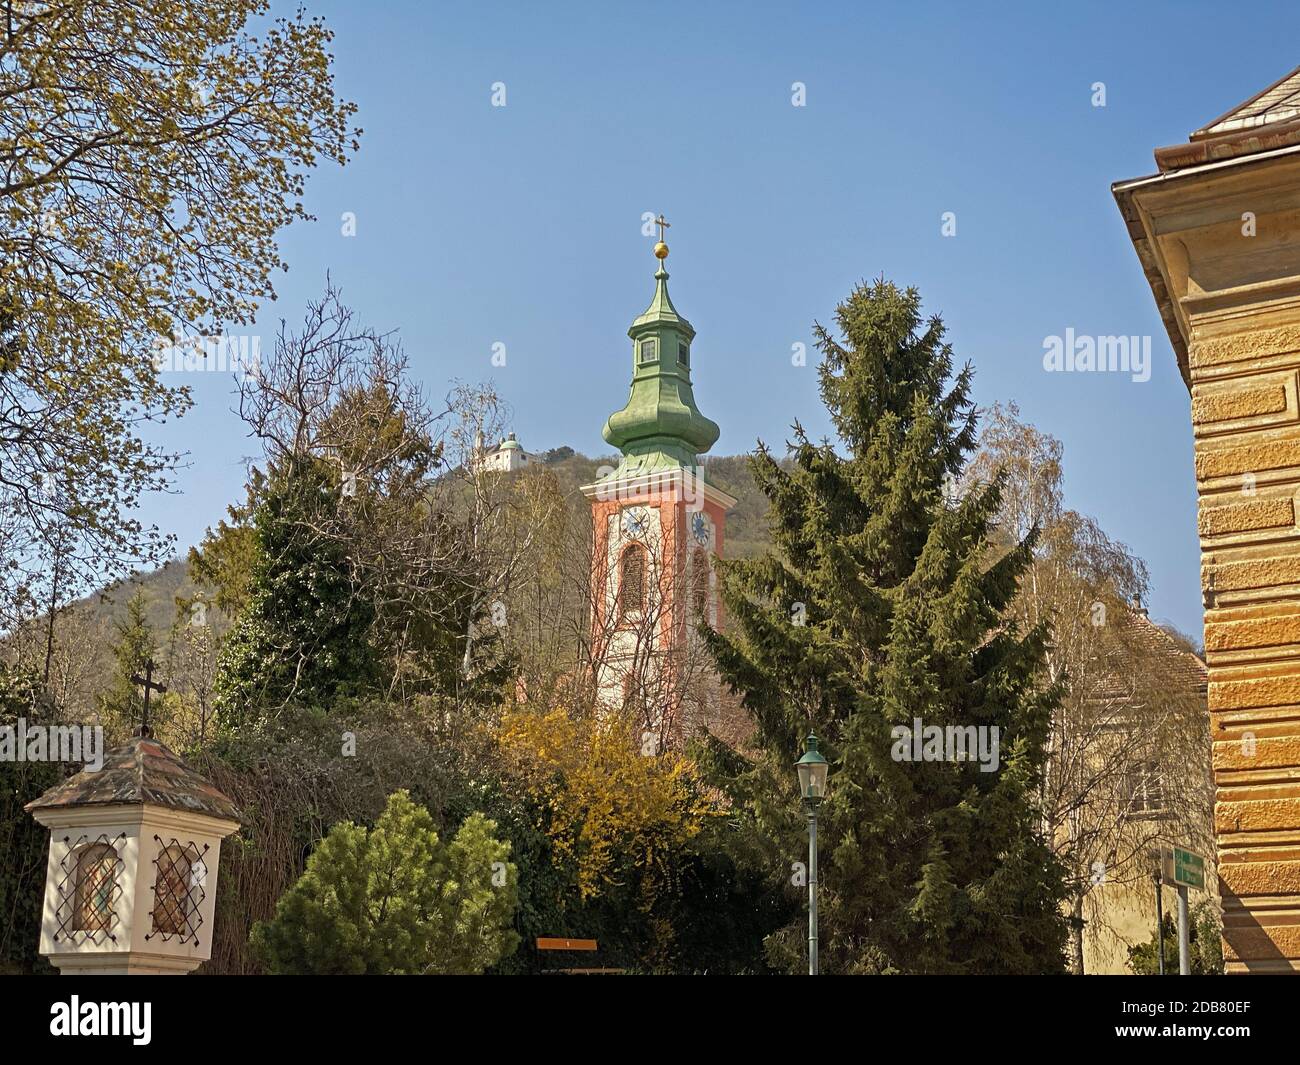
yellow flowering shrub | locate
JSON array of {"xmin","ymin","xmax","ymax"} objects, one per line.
[{"xmin": 496, "ymin": 707, "xmax": 713, "ymax": 900}]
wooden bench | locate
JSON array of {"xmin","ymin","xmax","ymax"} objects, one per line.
[{"xmin": 535, "ymin": 937, "xmax": 624, "ymax": 975}]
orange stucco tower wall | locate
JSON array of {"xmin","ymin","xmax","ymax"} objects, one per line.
[
  {"xmin": 1115, "ymin": 66, "xmax": 1300, "ymax": 973},
  {"xmin": 584, "ymin": 472, "xmax": 733, "ymax": 727},
  {"xmin": 587, "ymin": 476, "xmax": 730, "ymax": 659}
]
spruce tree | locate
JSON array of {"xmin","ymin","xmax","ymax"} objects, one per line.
[
  {"xmin": 705, "ymin": 279, "xmax": 1068, "ymax": 974},
  {"xmin": 99, "ymin": 588, "xmax": 158, "ymax": 737}
]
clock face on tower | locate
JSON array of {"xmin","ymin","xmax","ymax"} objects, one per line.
[
  {"xmin": 690, "ymin": 510, "xmax": 711, "ymax": 546},
  {"xmin": 622, "ymin": 506, "xmax": 649, "ymax": 539}
]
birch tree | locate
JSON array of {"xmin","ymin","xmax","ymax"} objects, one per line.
[{"xmin": 969, "ymin": 403, "xmax": 1211, "ymax": 973}]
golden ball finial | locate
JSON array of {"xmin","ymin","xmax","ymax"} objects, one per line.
[{"xmin": 654, "ymin": 240, "xmax": 669, "ymax": 260}]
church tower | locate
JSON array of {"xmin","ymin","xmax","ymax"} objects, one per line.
[{"xmin": 580, "ymin": 221, "xmax": 735, "ymax": 746}]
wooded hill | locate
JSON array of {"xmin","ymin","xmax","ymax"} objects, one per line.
[{"xmin": 76, "ymin": 448, "xmax": 776, "ymax": 631}]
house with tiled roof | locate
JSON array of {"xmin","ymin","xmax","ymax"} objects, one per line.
[{"xmin": 1065, "ymin": 606, "xmax": 1216, "ymax": 974}]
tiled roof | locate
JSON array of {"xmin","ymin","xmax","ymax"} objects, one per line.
[
  {"xmin": 25, "ymin": 733, "xmax": 240, "ymax": 822},
  {"xmin": 1193, "ymin": 65, "xmax": 1300, "ymax": 140},
  {"xmin": 1089, "ymin": 609, "xmax": 1207, "ymax": 705},
  {"xmin": 1152, "ymin": 64, "xmax": 1300, "ymax": 173}
]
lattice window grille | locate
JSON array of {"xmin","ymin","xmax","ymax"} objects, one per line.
[
  {"xmin": 53, "ymin": 832, "xmax": 127, "ymax": 946},
  {"xmin": 145, "ymin": 836, "xmax": 209, "ymax": 945}
]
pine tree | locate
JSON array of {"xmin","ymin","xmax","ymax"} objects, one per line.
[
  {"xmin": 704, "ymin": 279, "xmax": 1068, "ymax": 974},
  {"xmin": 250, "ymin": 790, "xmax": 520, "ymax": 974}
]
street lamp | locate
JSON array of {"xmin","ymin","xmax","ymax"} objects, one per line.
[
  {"xmin": 1150, "ymin": 851, "xmax": 1165, "ymax": 976},
  {"xmin": 795, "ymin": 733, "xmax": 829, "ymax": 975}
]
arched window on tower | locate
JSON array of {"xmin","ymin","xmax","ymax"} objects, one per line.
[
  {"xmin": 691, "ymin": 548, "xmax": 710, "ymax": 617},
  {"xmin": 618, "ymin": 544, "xmax": 646, "ymax": 618}
]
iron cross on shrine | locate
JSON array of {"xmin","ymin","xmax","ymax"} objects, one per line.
[{"xmin": 130, "ymin": 658, "xmax": 168, "ymax": 737}]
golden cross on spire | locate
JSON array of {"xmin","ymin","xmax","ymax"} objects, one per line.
[{"xmin": 652, "ymin": 213, "xmax": 671, "ymax": 263}]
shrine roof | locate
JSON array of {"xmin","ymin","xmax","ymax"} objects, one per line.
[{"xmin": 25, "ymin": 732, "xmax": 240, "ymax": 822}]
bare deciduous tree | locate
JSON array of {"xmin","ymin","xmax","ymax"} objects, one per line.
[{"xmin": 970, "ymin": 403, "xmax": 1212, "ymax": 974}]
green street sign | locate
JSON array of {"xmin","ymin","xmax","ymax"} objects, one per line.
[{"xmin": 1170, "ymin": 846, "xmax": 1206, "ymax": 890}]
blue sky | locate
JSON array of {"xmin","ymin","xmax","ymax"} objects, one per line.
[{"xmin": 143, "ymin": 0, "xmax": 1300, "ymax": 641}]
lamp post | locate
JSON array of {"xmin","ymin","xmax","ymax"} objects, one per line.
[
  {"xmin": 1150, "ymin": 852, "xmax": 1166, "ymax": 976},
  {"xmin": 795, "ymin": 733, "xmax": 829, "ymax": 975}
]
